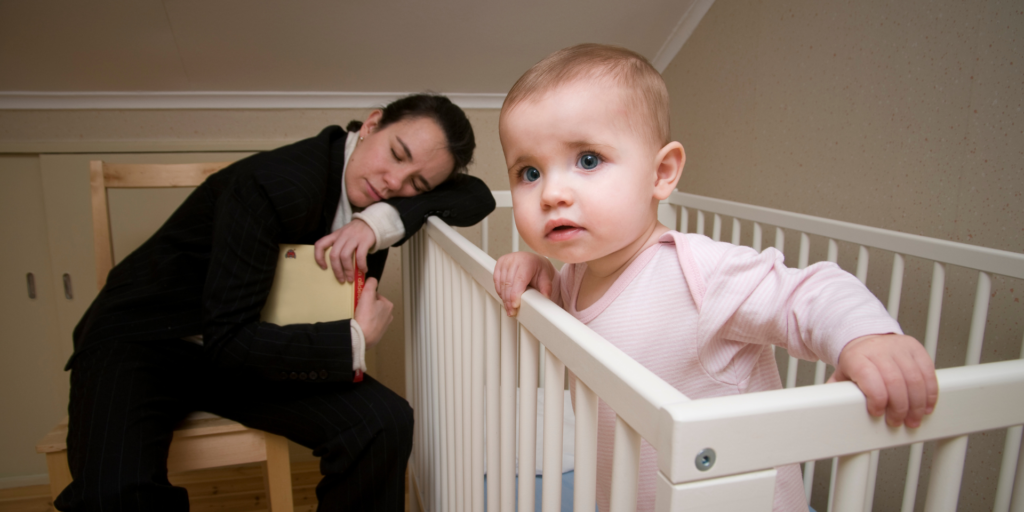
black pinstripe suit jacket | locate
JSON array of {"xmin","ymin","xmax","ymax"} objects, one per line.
[{"xmin": 70, "ymin": 126, "xmax": 495, "ymax": 383}]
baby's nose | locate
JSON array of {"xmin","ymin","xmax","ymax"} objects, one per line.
[{"xmin": 541, "ymin": 180, "xmax": 573, "ymax": 206}]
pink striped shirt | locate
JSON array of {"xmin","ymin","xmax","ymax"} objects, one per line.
[{"xmin": 559, "ymin": 231, "xmax": 901, "ymax": 512}]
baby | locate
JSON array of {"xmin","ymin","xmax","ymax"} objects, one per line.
[{"xmin": 493, "ymin": 44, "xmax": 938, "ymax": 512}]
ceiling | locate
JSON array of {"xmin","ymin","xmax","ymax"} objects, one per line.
[{"xmin": 0, "ymin": 0, "xmax": 706, "ymax": 100}]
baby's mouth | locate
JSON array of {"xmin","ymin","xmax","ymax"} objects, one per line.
[{"xmin": 545, "ymin": 220, "xmax": 583, "ymax": 240}]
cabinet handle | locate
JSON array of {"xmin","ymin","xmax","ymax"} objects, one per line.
[
  {"xmin": 63, "ymin": 273, "xmax": 73, "ymax": 300},
  {"xmin": 27, "ymin": 273, "xmax": 36, "ymax": 299}
]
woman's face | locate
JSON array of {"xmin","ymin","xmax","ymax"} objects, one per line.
[{"xmin": 345, "ymin": 111, "xmax": 455, "ymax": 208}]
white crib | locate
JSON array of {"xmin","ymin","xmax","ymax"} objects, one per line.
[{"xmin": 401, "ymin": 190, "xmax": 1024, "ymax": 512}]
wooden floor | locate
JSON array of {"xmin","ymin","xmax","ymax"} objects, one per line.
[{"xmin": 0, "ymin": 461, "xmax": 327, "ymax": 512}]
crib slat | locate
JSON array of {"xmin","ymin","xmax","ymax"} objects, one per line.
[
  {"xmin": 924, "ymin": 436, "xmax": 969, "ymax": 512},
  {"xmin": 462, "ymin": 272, "xmax": 475, "ymax": 511},
  {"xmin": 775, "ymin": 227, "xmax": 785, "ymax": 253},
  {"xmin": 574, "ymin": 380, "xmax": 599, "ymax": 512},
  {"xmin": 799, "ymin": 232, "xmax": 810, "ymax": 269},
  {"xmin": 902, "ymin": 261, "xmax": 946, "ymax": 512},
  {"xmin": 486, "ymin": 291, "xmax": 501, "ymax": 512},
  {"xmin": 732, "ymin": 218, "xmax": 741, "ymax": 245},
  {"xmin": 856, "ymin": 246, "xmax": 869, "ymax": 284},
  {"xmin": 1009, "ymin": 423, "xmax": 1024, "ymax": 512},
  {"xmin": 923, "ymin": 271, "xmax": 992, "ymax": 512},
  {"xmin": 833, "ymin": 451, "xmax": 871, "ymax": 512},
  {"xmin": 519, "ymin": 327, "xmax": 541, "ymax": 512},
  {"xmin": 994, "ymin": 332, "xmax": 1024, "ymax": 512},
  {"xmin": 887, "ymin": 253, "xmax": 905, "ymax": 319},
  {"xmin": 713, "ymin": 213, "xmax": 722, "ymax": 241},
  {"xmin": 541, "ymin": 348, "xmax": 566, "ymax": 512},
  {"xmin": 472, "ymin": 281, "xmax": 485, "ymax": 512},
  {"xmin": 753, "ymin": 222, "xmax": 763, "ymax": 252},
  {"xmin": 828, "ymin": 457, "xmax": 838, "ymax": 512},
  {"xmin": 444, "ymin": 256, "xmax": 457, "ymax": 510},
  {"xmin": 430, "ymin": 240, "xmax": 444, "ymax": 511},
  {"xmin": 680, "ymin": 206, "xmax": 689, "ymax": 234},
  {"xmin": 500, "ymin": 313, "xmax": 518, "ymax": 512},
  {"xmin": 453, "ymin": 266, "xmax": 466, "ymax": 512},
  {"xmin": 996, "ymin": 425, "xmax": 1024, "ymax": 512},
  {"xmin": 609, "ymin": 415, "xmax": 641, "ymax": 512},
  {"xmin": 966, "ymin": 271, "xmax": 991, "ymax": 367},
  {"xmin": 697, "ymin": 210, "xmax": 705, "ymax": 236},
  {"xmin": 785, "ymin": 356, "xmax": 798, "ymax": 389},
  {"xmin": 924, "ymin": 261, "xmax": 945, "ymax": 360},
  {"xmin": 862, "ymin": 451, "xmax": 880, "ymax": 512},
  {"xmin": 482, "ymin": 216, "xmax": 490, "ymax": 255}
]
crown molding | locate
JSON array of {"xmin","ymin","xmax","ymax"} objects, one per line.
[
  {"xmin": 0, "ymin": 91, "xmax": 507, "ymax": 110},
  {"xmin": 651, "ymin": 0, "xmax": 716, "ymax": 72}
]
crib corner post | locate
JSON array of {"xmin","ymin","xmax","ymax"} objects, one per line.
[{"xmin": 654, "ymin": 469, "xmax": 777, "ymax": 512}]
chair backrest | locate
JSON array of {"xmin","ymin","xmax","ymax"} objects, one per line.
[{"xmin": 89, "ymin": 160, "xmax": 232, "ymax": 288}]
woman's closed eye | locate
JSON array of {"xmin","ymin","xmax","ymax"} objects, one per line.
[{"xmin": 577, "ymin": 153, "xmax": 601, "ymax": 170}]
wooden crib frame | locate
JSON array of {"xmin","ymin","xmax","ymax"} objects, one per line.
[{"xmin": 403, "ymin": 191, "xmax": 1024, "ymax": 512}]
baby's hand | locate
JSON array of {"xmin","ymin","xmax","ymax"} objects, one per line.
[
  {"xmin": 829, "ymin": 334, "xmax": 938, "ymax": 428},
  {"xmin": 494, "ymin": 252, "xmax": 556, "ymax": 317}
]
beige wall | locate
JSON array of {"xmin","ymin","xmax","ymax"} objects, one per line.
[{"xmin": 663, "ymin": 1, "xmax": 1023, "ymax": 510}]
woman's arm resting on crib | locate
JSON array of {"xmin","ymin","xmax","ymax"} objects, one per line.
[
  {"xmin": 829, "ymin": 333, "xmax": 938, "ymax": 428},
  {"xmin": 494, "ymin": 252, "xmax": 557, "ymax": 317}
]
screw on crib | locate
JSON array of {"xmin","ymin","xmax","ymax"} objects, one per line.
[{"xmin": 695, "ymin": 448, "xmax": 716, "ymax": 471}]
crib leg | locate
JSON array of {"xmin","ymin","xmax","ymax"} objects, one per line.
[{"xmin": 655, "ymin": 469, "xmax": 776, "ymax": 511}]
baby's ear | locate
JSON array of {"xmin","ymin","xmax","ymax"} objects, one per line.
[{"xmin": 653, "ymin": 142, "xmax": 685, "ymax": 201}]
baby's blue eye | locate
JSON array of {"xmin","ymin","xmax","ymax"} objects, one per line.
[
  {"xmin": 579, "ymin": 154, "xmax": 600, "ymax": 170},
  {"xmin": 523, "ymin": 167, "xmax": 541, "ymax": 182}
]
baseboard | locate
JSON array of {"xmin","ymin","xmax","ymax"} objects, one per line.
[{"xmin": 0, "ymin": 473, "xmax": 48, "ymax": 490}]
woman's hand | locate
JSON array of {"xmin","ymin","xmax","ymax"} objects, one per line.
[
  {"xmin": 315, "ymin": 219, "xmax": 375, "ymax": 283},
  {"xmin": 354, "ymin": 278, "xmax": 393, "ymax": 349}
]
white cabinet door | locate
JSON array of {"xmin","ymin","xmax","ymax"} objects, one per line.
[{"xmin": 0, "ymin": 155, "xmax": 65, "ymax": 479}]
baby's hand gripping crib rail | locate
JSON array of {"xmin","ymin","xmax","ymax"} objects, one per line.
[{"xmin": 402, "ymin": 191, "xmax": 1024, "ymax": 512}]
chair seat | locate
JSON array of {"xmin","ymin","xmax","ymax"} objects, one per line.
[{"xmin": 37, "ymin": 412, "xmax": 274, "ymax": 473}]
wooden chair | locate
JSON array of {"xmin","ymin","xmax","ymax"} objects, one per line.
[{"xmin": 36, "ymin": 160, "xmax": 295, "ymax": 512}]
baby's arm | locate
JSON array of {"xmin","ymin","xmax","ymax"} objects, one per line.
[
  {"xmin": 830, "ymin": 334, "xmax": 938, "ymax": 428},
  {"xmin": 494, "ymin": 252, "xmax": 558, "ymax": 317},
  {"xmin": 696, "ymin": 236, "xmax": 938, "ymax": 428}
]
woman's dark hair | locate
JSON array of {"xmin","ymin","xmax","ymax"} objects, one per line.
[{"xmin": 347, "ymin": 94, "xmax": 475, "ymax": 176}]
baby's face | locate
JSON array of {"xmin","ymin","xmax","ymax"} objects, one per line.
[{"xmin": 499, "ymin": 82, "xmax": 662, "ymax": 265}]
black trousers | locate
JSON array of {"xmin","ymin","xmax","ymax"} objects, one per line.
[{"xmin": 54, "ymin": 339, "xmax": 413, "ymax": 512}]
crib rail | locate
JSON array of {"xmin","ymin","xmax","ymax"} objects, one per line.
[
  {"xmin": 664, "ymin": 190, "xmax": 1024, "ymax": 511},
  {"xmin": 406, "ymin": 191, "xmax": 1024, "ymax": 512},
  {"xmin": 657, "ymin": 359, "xmax": 1024, "ymax": 511}
]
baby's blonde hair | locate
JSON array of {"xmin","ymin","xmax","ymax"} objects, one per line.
[{"xmin": 502, "ymin": 43, "xmax": 670, "ymax": 146}]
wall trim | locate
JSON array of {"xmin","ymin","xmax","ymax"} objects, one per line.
[
  {"xmin": 0, "ymin": 91, "xmax": 507, "ymax": 110},
  {"xmin": 651, "ymin": 0, "xmax": 716, "ymax": 72},
  {"xmin": 0, "ymin": 473, "xmax": 48, "ymax": 490},
  {"xmin": 0, "ymin": 139, "xmax": 290, "ymax": 154}
]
